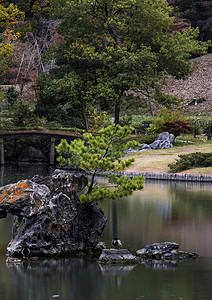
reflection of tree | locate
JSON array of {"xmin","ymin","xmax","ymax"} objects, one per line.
[
  {"xmin": 168, "ymin": 183, "xmax": 212, "ymax": 220},
  {"xmin": 100, "ymin": 264, "xmax": 136, "ymax": 289},
  {"xmin": 7, "ymin": 258, "xmax": 103, "ymax": 300}
]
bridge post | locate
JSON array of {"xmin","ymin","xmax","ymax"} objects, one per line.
[
  {"xmin": 49, "ymin": 138, "xmax": 55, "ymax": 165},
  {"xmin": 0, "ymin": 166, "xmax": 4, "ymax": 186},
  {"xmin": 0, "ymin": 139, "xmax": 4, "ymax": 165}
]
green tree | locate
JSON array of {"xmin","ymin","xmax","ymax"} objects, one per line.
[
  {"xmin": 0, "ymin": 2, "xmax": 25, "ymax": 79},
  {"xmin": 147, "ymin": 108, "xmax": 186, "ymax": 134},
  {"xmin": 35, "ymin": 0, "xmax": 210, "ymax": 125},
  {"xmin": 56, "ymin": 124, "xmax": 144, "ymax": 202}
]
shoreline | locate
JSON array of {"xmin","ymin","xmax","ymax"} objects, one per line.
[{"xmin": 111, "ymin": 170, "xmax": 212, "ymax": 183}]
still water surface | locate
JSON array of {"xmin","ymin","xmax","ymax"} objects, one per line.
[{"xmin": 0, "ymin": 165, "xmax": 212, "ymax": 300}]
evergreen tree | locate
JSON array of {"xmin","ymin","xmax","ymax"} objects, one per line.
[{"xmin": 56, "ymin": 124, "xmax": 145, "ymax": 202}]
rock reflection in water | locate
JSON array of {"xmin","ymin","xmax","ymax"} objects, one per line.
[
  {"xmin": 6, "ymin": 258, "xmax": 103, "ymax": 300},
  {"xmin": 100, "ymin": 264, "xmax": 136, "ymax": 276},
  {"xmin": 100, "ymin": 264, "xmax": 136, "ymax": 289},
  {"xmin": 141, "ymin": 260, "xmax": 178, "ymax": 271}
]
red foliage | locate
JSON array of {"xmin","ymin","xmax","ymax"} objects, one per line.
[
  {"xmin": 163, "ymin": 121, "xmax": 193, "ymax": 137},
  {"xmin": 169, "ymin": 16, "xmax": 190, "ymax": 34}
]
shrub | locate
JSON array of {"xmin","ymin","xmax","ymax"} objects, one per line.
[
  {"xmin": 5, "ymin": 86, "xmax": 19, "ymax": 105},
  {"xmin": 127, "ymin": 133, "xmax": 158, "ymax": 145},
  {"xmin": 168, "ymin": 152, "xmax": 212, "ymax": 173},
  {"xmin": 147, "ymin": 108, "xmax": 186, "ymax": 134},
  {"xmin": 119, "ymin": 114, "xmax": 155, "ymax": 133},
  {"xmin": 163, "ymin": 121, "xmax": 193, "ymax": 139}
]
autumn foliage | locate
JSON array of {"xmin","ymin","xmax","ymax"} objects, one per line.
[{"xmin": 163, "ymin": 121, "xmax": 193, "ymax": 138}]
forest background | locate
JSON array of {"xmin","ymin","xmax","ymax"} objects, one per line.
[{"xmin": 1, "ymin": 0, "xmax": 212, "ymax": 146}]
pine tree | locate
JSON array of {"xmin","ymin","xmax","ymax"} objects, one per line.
[{"xmin": 56, "ymin": 124, "xmax": 145, "ymax": 202}]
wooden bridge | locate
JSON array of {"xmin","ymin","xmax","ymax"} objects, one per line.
[{"xmin": 0, "ymin": 130, "xmax": 79, "ymax": 165}]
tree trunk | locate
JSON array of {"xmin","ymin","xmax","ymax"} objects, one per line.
[
  {"xmin": 114, "ymin": 103, "xmax": 120, "ymax": 125},
  {"xmin": 208, "ymin": 127, "xmax": 211, "ymax": 140},
  {"xmin": 147, "ymin": 91, "xmax": 154, "ymax": 117},
  {"xmin": 82, "ymin": 104, "xmax": 89, "ymax": 132},
  {"xmin": 88, "ymin": 171, "xmax": 96, "ymax": 194}
]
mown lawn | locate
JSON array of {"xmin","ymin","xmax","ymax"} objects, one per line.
[{"xmin": 125, "ymin": 135, "xmax": 212, "ymax": 174}]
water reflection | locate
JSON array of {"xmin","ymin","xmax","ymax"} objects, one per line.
[
  {"xmin": 2, "ymin": 167, "xmax": 212, "ymax": 299},
  {"xmin": 0, "ymin": 164, "xmax": 54, "ymax": 187},
  {"xmin": 1, "ymin": 255, "xmax": 212, "ymax": 300},
  {"xmin": 6, "ymin": 258, "xmax": 103, "ymax": 300},
  {"xmin": 100, "ymin": 180, "xmax": 212, "ymax": 257}
]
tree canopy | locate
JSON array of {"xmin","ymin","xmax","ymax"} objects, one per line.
[
  {"xmin": 1, "ymin": 0, "xmax": 211, "ymax": 129},
  {"xmin": 56, "ymin": 124, "xmax": 145, "ymax": 202},
  {"xmin": 34, "ymin": 0, "xmax": 210, "ymax": 126},
  {"xmin": 0, "ymin": 2, "xmax": 25, "ymax": 78}
]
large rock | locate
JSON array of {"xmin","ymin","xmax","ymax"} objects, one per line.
[
  {"xmin": 149, "ymin": 132, "xmax": 174, "ymax": 149},
  {"xmin": 137, "ymin": 132, "xmax": 175, "ymax": 152},
  {"xmin": 0, "ymin": 170, "xmax": 107, "ymax": 257},
  {"xmin": 138, "ymin": 143, "xmax": 152, "ymax": 151}
]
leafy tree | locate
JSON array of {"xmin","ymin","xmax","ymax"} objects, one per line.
[
  {"xmin": 4, "ymin": 0, "xmax": 52, "ymax": 18},
  {"xmin": 88, "ymin": 109, "xmax": 108, "ymax": 134},
  {"xmin": 5, "ymin": 86, "xmax": 19, "ymax": 105},
  {"xmin": 56, "ymin": 124, "xmax": 144, "ymax": 202},
  {"xmin": 35, "ymin": 0, "xmax": 209, "ymax": 126},
  {"xmin": 147, "ymin": 108, "xmax": 186, "ymax": 134},
  {"xmin": 154, "ymin": 87, "xmax": 183, "ymax": 109},
  {"xmin": 171, "ymin": 0, "xmax": 212, "ymax": 43},
  {"xmin": 0, "ymin": 2, "xmax": 25, "ymax": 79},
  {"xmin": 34, "ymin": 71, "xmax": 94, "ymax": 129},
  {"xmin": 163, "ymin": 120, "xmax": 193, "ymax": 139}
]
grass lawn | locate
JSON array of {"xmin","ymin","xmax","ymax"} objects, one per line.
[{"xmin": 125, "ymin": 135, "xmax": 212, "ymax": 175}]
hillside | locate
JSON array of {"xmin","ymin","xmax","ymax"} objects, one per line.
[{"xmin": 162, "ymin": 53, "xmax": 212, "ymax": 116}]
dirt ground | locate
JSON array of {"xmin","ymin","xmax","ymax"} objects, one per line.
[{"xmin": 162, "ymin": 53, "xmax": 212, "ymax": 116}]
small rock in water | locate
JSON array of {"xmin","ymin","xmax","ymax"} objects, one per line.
[
  {"xmin": 99, "ymin": 249, "xmax": 138, "ymax": 264},
  {"xmin": 136, "ymin": 242, "xmax": 198, "ymax": 262}
]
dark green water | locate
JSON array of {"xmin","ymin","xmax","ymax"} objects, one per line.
[{"xmin": 0, "ymin": 165, "xmax": 212, "ymax": 300}]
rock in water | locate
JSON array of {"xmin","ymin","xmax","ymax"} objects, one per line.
[
  {"xmin": 0, "ymin": 170, "xmax": 107, "ymax": 257},
  {"xmin": 136, "ymin": 242, "xmax": 199, "ymax": 261},
  {"xmin": 99, "ymin": 249, "xmax": 138, "ymax": 264}
]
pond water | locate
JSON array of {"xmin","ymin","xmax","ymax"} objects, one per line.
[{"xmin": 0, "ymin": 165, "xmax": 212, "ymax": 300}]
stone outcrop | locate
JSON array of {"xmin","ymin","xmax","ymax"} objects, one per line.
[
  {"xmin": 99, "ymin": 249, "xmax": 138, "ymax": 264},
  {"xmin": 126, "ymin": 132, "xmax": 174, "ymax": 153},
  {"xmin": 98, "ymin": 242, "xmax": 198, "ymax": 265},
  {"xmin": 136, "ymin": 242, "xmax": 198, "ymax": 262},
  {"xmin": 139, "ymin": 132, "xmax": 174, "ymax": 151},
  {"xmin": 0, "ymin": 169, "xmax": 107, "ymax": 257}
]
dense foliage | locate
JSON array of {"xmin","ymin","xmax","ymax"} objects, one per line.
[
  {"xmin": 0, "ymin": 0, "xmax": 212, "ymax": 131},
  {"xmin": 0, "ymin": 2, "xmax": 25, "ymax": 79},
  {"xmin": 56, "ymin": 124, "xmax": 144, "ymax": 202},
  {"xmin": 34, "ymin": 0, "xmax": 210, "ymax": 127},
  {"xmin": 163, "ymin": 121, "xmax": 193, "ymax": 138},
  {"xmin": 169, "ymin": 152, "xmax": 212, "ymax": 173},
  {"xmin": 171, "ymin": 0, "xmax": 212, "ymax": 45},
  {"xmin": 147, "ymin": 108, "xmax": 186, "ymax": 134}
]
